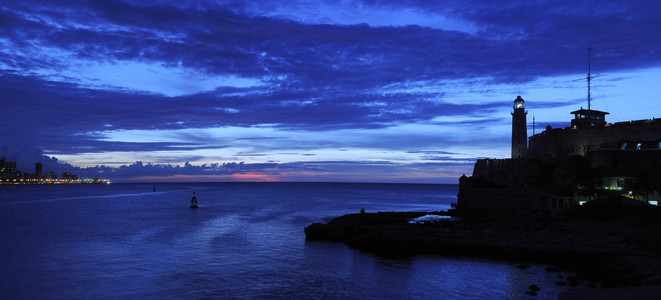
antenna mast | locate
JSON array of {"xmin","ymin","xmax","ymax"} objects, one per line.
[
  {"xmin": 585, "ymin": 48, "xmax": 605, "ymax": 110},
  {"xmin": 588, "ymin": 48, "xmax": 592, "ymax": 110}
]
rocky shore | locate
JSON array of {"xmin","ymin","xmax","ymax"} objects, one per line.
[{"xmin": 305, "ymin": 204, "xmax": 661, "ymax": 294}]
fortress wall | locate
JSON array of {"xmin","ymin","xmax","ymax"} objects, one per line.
[
  {"xmin": 472, "ymin": 158, "xmax": 529, "ymax": 186},
  {"xmin": 457, "ymin": 176, "xmax": 577, "ymax": 210},
  {"xmin": 529, "ymin": 119, "xmax": 661, "ymax": 161},
  {"xmin": 589, "ymin": 149, "xmax": 661, "ymax": 171},
  {"xmin": 457, "ymin": 186, "xmax": 532, "ymax": 210},
  {"xmin": 459, "ymin": 115, "xmax": 660, "ymax": 211}
]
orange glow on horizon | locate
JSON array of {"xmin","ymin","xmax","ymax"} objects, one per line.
[
  {"xmin": 123, "ymin": 172, "xmax": 281, "ymax": 182},
  {"xmin": 230, "ymin": 172, "xmax": 279, "ymax": 182},
  {"xmin": 108, "ymin": 170, "xmax": 460, "ymax": 184}
]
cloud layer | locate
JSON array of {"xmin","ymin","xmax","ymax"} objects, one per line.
[{"xmin": 2, "ymin": 0, "xmax": 661, "ymax": 182}]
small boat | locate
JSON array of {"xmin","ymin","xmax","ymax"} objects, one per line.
[{"xmin": 190, "ymin": 192, "xmax": 198, "ymax": 208}]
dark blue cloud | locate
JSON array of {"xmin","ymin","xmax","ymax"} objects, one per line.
[
  {"xmin": 4, "ymin": 0, "xmax": 661, "ymax": 86},
  {"xmin": 0, "ymin": 73, "xmax": 511, "ymax": 154},
  {"xmin": 2, "ymin": 0, "xmax": 661, "ymax": 181}
]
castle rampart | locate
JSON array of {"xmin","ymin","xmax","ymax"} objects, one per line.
[
  {"xmin": 529, "ymin": 118, "xmax": 661, "ymax": 161},
  {"xmin": 458, "ymin": 97, "xmax": 661, "ymax": 211}
]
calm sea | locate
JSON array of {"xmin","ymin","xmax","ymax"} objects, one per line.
[{"xmin": 0, "ymin": 182, "xmax": 570, "ymax": 299}]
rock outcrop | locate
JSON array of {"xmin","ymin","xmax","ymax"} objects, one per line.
[{"xmin": 305, "ymin": 205, "xmax": 661, "ymax": 288}]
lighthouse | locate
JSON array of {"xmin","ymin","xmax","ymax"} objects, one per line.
[{"xmin": 511, "ymin": 96, "xmax": 527, "ymax": 158}]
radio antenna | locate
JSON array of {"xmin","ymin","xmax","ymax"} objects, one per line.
[{"xmin": 585, "ymin": 48, "xmax": 605, "ymax": 110}]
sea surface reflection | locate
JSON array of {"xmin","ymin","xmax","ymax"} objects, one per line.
[{"xmin": 0, "ymin": 183, "xmax": 569, "ymax": 299}]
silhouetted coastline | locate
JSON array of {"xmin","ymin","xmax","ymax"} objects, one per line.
[
  {"xmin": 305, "ymin": 203, "xmax": 661, "ymax": 294},
  {"xmin": 0, "ymin": 157, "xmax": 109, "ymax": 185}
]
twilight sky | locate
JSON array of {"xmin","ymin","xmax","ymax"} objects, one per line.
[{"xmin": 2, "ymin": 0, "xmax": 661, "ymax": 183}]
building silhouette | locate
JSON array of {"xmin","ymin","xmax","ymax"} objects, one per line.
[
  {"xmin": 35, "ymin": 162, "xmax": 42, "ymax": 181},
  {"xmin": 458, "ymin": 96, "xmax": 661, "ymax": 210},
  {"xmin": 1, "ymin": 157, "xmax": 19, "ymax": 181},
  {"xmin": 0, "ymin": 157, "xmax": 102, "ymax": 184},
  {"xmin": 45, "ymin": 171, "xmax": 57, "ymax": 180}
]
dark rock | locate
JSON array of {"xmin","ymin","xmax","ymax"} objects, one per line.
[
  {"xmin": 305, "ymin": 209, "xmax": 661, "ymax": 289},
  {"xmin": 566, "ymin": 276, "xmax": 580, "ymax": 287},
  {"xmin": 304, "ymin": 223, "xmax": 329, "ymax": 240},
  {"xmin": 600, "ymin": 280, "xmax": 615, "ymax": 289},
  {"xmin": 528, "ymin": 284, "xmax": 540, "ymax": 291},
  {"xmin": 554, "ymin": 281, "xmax": 567, "ymax": 286}
]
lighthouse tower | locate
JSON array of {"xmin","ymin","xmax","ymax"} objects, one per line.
[{"xmin": 511, "ymin": 96, "xmax": 527, "ymax": 159}]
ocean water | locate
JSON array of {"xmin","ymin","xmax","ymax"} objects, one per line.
[{"xmin": 0, "ymin": 182, "xmax": 570, "ymax": 299}]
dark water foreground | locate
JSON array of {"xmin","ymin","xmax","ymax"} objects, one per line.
[
  {"xmin": 306, "ymin": 205, "xmax": 661, "ymax": 298},
  {"xmin": 1, "ymin": 183, "xmax": 575, "ymax": 299}
]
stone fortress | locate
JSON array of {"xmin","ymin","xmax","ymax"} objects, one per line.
[{"xmin": 457, "ymin": 96, "xmax": 661, "ymax": 210}]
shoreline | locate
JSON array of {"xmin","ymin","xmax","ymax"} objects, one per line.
[{"xmin": 305, "ymin": 206, "xmax": 661, "ymax": 293}]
